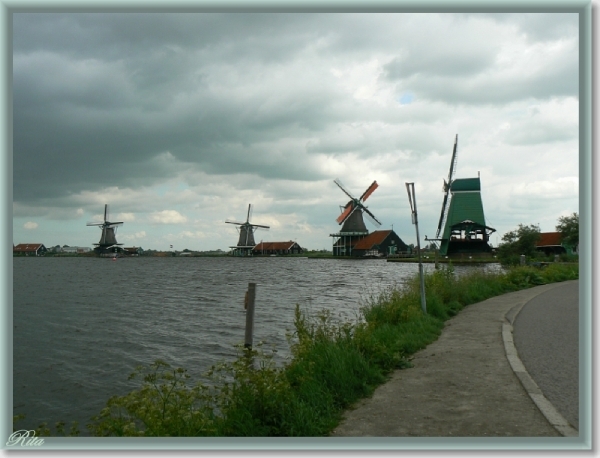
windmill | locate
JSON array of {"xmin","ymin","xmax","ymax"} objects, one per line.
[
  {"xmin": 87, "ymin": 204, "xmax": 124, "ymax": 256},
  {"xmin": 225, "ymin": 204, "xmax": 270, "ymax": 256},
  {"xmin": 330, "ymin": 179, "xmax": 381, "ymax": 256},
  {"xmin": 428, "ymin": 135, "xmax": 496, "ymax": 257}
]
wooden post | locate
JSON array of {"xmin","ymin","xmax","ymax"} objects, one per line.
[
  {"xmin": 244, "ymin": 283, "xmax": 256, "ymax": 349},
  {"xmin": 405, "ymin": 183, "xmax": 427, "ymax": 314}
]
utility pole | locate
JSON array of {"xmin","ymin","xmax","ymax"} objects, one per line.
[{"xmin": 406, "ymin": 183, "xmax": 427, "ymax": 314}]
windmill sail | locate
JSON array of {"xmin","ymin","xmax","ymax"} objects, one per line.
[
  {"xmin": 336, "ymin": 203, "xmax": 354, "ymax": 224},
  {"xmin": 359, "ymin": 181, "xmax": 378, "ymax": 202},
  {"xmin": 334, "ymin": 179, "xmax": 381, "ymax": 231},
  {"xmin": 436, "ymin": 135, "xmax": 458, "ymax": 239}
]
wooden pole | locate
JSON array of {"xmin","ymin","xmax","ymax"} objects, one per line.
[
  {"xmin": 244, "ymin": 283, "xmax": 256, "ymax": 349},
  {"xmin": 406, "ymin": 183, "xmax": 427, "ymax": 314}
]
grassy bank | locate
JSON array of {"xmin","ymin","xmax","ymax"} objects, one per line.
[{"xmin": 20, "ymin": 263, "xmax": 578, "ymax": 437}]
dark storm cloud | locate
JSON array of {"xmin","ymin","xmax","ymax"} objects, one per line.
[
  {"xmin": 13, "ymin": 13, "xmax": 345, "ymax": 203},
  {"xmin": 12, "ymin": 11, "xmax": 579, "ymax": 215},
  {"xmin": 13, "ymin": 13, "xmax": 321, "ymax": 63}
]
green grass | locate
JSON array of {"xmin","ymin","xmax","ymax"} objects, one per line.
[{"xmin": 17, "ymin": 263, "xmax": 578, "ymax": 437}]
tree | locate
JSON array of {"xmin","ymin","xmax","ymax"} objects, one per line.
[
  {"xmin": 556, "ymin": 212, "xmax": 579, "ymax": 250},
  {"xmin": 496, "ymin": 224, "xmax": 541, "ymax": 266}
]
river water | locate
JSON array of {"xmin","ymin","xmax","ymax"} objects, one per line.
[{"xmin": 12, "ymin": 256, "xmax": 497, "ymax": 434}]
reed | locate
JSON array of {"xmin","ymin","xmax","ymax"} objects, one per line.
[{"xmin": 20, "ymin": 263, "xmax": 578, "ymax": 437}]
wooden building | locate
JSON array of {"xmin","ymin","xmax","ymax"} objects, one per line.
[
  {"xmin": 252, "ymin": 241, "xmax": 304, "ymax": 256},
  {"xmin": 13, "ymin": 243, "xmax": 47, "ymax": 256},
  {"xmin": 123, "ymin": 247, "xmax": 143, "ymax": 256},
  {"xmin": 333, "ymin": 230, "xmax": 408, "ymax": 257},
  {"xmin": 536, "ymin": 232, "xmax": 576, "ymax": 255}
]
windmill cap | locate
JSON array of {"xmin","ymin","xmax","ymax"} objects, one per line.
[{"xmin": 450, "ymin": 177, "xmax": 481, "ymax": 192}]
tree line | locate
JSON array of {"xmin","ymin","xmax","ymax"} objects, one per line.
[{"xmin": 497, "ymin": 212, "xmax": 579, "ymax": 266}]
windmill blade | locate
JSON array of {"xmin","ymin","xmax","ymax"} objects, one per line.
[
  {"xmin": 246, "ymin": 204, "xmax": 252, "ymax": 223},
  {"xmin": 436, "ymin": 192, "xmax": 450, "ymax": 238},
  {"xmin": 104, "ymin": 204, "xmax": 109, "ymax": 222},
  {"xmin": 86, "ymin": 222, "xmax": 104, "ymax": 226},
  {"xmin": 107, "ymin": 222, "xmax": 123, "ymax": 227},
  {"xmin": 359, "ymin": 181, "xmax": 379, "ymax": 202},
  {"xmin": 435, "ymin": 135, "xmax": 458, "ymax": 238},
  {"xmin": 251, "ymin": 224, "xmax": 270, "ymax": 229},
  {"xmin": 362, "ymin": 206, "xmax": 382, "ymax": 227},
  {"xmin": 225, "ymin": 220, "xmax": 245, "ymax": 225},
  {"xmin": 336, "ymin": 203, "xmax": 354, "ymax": 224},
  {"xmin": 333, "ymin": 179, "xmax": 356, "ymax": 200},
  {"xmin": 447, "ymin": 134, "xmax": 458, "ymax": 184}
]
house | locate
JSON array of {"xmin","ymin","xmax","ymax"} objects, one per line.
[
  {"xmin": 61, "ymin": 246, "xmax": 92, "ymax": 253},
  {"xmin": 252, "ymin": 241, "xmax": 304, "ymax": 256},
  {"xmin": 123, "ymin": 247, "xmax": 143, "ymax": 256},
  {"xmin": 13, "ymin": 243, "xmax": 47, "ymax": 256},
  {"xmin": 536, "ymin": 232, "xmax": 576, "ymax": 255},
  {"xmin": 343, "ymin": 230, "xmax": 409, "ymax": 258}
]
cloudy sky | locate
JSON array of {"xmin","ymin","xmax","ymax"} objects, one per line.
[{"xmin": 12, "ymin": 12, "xmax": 579, "ymax": 252}]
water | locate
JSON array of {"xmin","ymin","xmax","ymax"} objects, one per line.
[{"xmin": 12, "ymin": 256, "xmax": 498, "ymax": 434}]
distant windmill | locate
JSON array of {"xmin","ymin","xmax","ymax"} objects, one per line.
[
  {"xmin": 330, "ymin": 179, "xmax": 381, "ymax": 256},
  {"xmin": 225, "ymin": 204, "xmax": 270, "ymax": 256},
  {"xmin": 429, "ymin": 135, "xmax": 496, "ymax": 257},
  {"xmin": 87, "ymin": 204, "xmax": 124, "ymax": 256}
]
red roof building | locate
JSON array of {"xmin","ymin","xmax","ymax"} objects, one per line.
[
  {"xmin": 536, "ymin": 232, "xmax": 562, "ymax": 247},
  {"xmin": 536, "ymin": 232, "xmax": 568, "ymax": 255},
  {"xmin": 333, "ymin": 230, "xmax": 409, "ymax": 257},
  {"xmin": 353, "ymin": 230, "xmax": 393, "ymax": 250},
  {"xmin": 13, "ymin": 243, "xmax": 47, "ymax": 256},
  {"xmin": 252, "ymin": 241, "xmax": 303, "ymax": 255}
]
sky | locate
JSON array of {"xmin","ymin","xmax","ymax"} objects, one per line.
[{"xmin": 12, "ymin": 11, "xmax": 580, "ymax": 252}]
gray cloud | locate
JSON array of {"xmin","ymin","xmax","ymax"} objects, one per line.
[{"xmin": 12, "ymin": 12, "xmax": 580, "ymax": 250}]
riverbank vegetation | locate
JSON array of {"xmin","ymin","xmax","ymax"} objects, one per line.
[{"xmin": 17, "ymin": 263, "xmax": 578, "ymax": 437}]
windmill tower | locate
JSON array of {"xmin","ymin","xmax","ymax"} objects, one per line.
[
  {"xmin": 87, "ymin": 204, "xmax": 124, "ymax": 256},
  {"xmin": 429, "ymin": 135, "xmax": 496, "ymax": 257},
  {"xmin": 330, "ymin": 179, "xmax": 381, "ymax": 256},
  {"xmin": 225, "ymin": 204, "xmax": 270, "ymax": 256}
]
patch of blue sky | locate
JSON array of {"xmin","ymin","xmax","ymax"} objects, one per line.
[
  {"xmin": 398, "ymin": 93, "xmax": 415, "ymax": 105},
  {"xmin": 154, "ymin": 182, "xmax": 189, "ymax": 196},
  {"xmin": 154, "ymin": 184, "xmax": 170, "ymax": 197}
]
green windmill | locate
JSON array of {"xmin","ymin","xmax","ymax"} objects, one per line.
[{"xmin": 433, "ymin": 135, "xmax": 496, "ymax": 257}]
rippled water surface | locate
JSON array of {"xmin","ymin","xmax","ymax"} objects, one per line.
[{"xmin": 13, "ymin": 256, "xmax": 497, "ymax": 434}]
